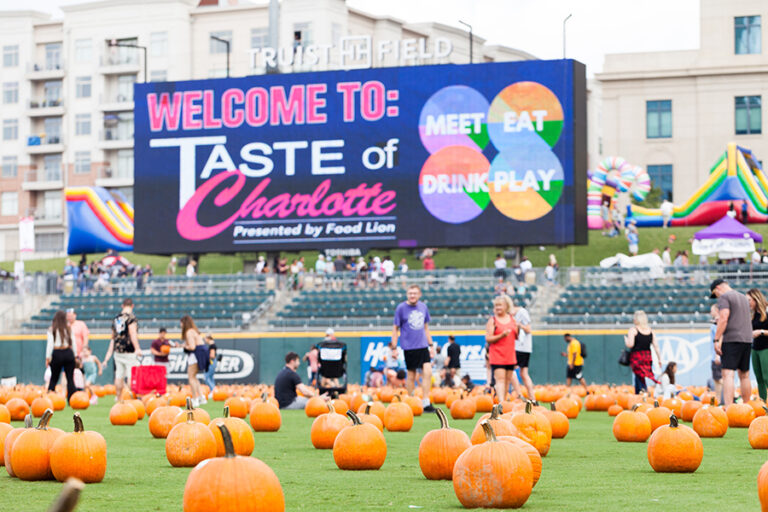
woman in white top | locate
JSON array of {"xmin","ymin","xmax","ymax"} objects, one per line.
[
  {"xmin": 181, "ymin": 315, "xmax": 206, "ymax": 406},
  {"xmin": 655, "ymin": 361, "xmax": 677, "ymax": 399},
  {"xmin": 46, "ymin": 310, "xmax": 77, "ymax": 400}
]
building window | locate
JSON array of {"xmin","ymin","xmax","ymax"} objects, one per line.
[
  {"xmin": 109, "ymin": 38, "xmax": 139, "ymax": 65},
  {"xmin": 44, "ymin": 118, "xmax": 62, "ymax": 143},
  {"xmin": 116, "ymin": 149, "xmax": 133, "ymax": 179},
  {"xmin": 251, "ymin": 28, "xmax": 268, "ymax": 49},
  {"xmin": 74, "ymin": 39, "xmax": 92, "ymax": 63},
  {"xmin": 113, "ymin": 186, "xmax": 133, "ymax": 205},
  {"xmin": 75, "ymin": 114, "xmax": 91, "ymax": 136},
  {"xmin": 210, "ymin": 31, "xmax": 232, "ymax": 54},
  {"xmin": 44, "ymin": 81, "xmax": 62, "ymax": 104},
  {"xmin": 647, "ymin": 164, "xmax": 673, "ymax": 201},
  {"xmin": 646, "ymin": 100, "xmax": 672, "ymax": 139},
  {"xmin": 1, "ymin": 191, "xmax": 18, "ymax": 216},
  {"xmin": 3, "ymin": 45, "xmax": 18, "ymax": 67},
  {"xmin": 331, "ymin": 23, "xmax": 342, "ymax": 46},
  {"xmin": 74, "ymin": 151, "xmax": 91, "ymax": 174},
  {"xmin": 735, "ymin": 95, "xmax": 762, "ymax": 134},
  {"xmin": 44, "ymin": 155, "xmax": 62, "ymax": 181},
  {"xmin": 735, "ymin": 16, "xmax": 761, "ymax": 54},
  {"xmin": 45, "ymin": 43, "xmax": 62, "ymax": 70},
  {"xmin": 293, "ymin": 23, "xmax": 312, "ymax": 47},
  {"xmin": 2, "ymin": 82, "xmax": 18, "ymax": 104},
  {"xmin": 35, "ymin": 232, "xmax": 64, "ymax": 251},
  {"xmin": 150, "ymin": 31, "xmax": 168, "ymax": 57},
  {"xmin": 2, "ymin": 119, "xmax": 18, "ymax": 141},
  {"xmin": 150, "ymin": 70, "xmax": 167, "ymax": 82},
  {"xmin": 2, "ymin": 156, "xmax": 17, "ymax": 178},
  {"xmin": 116, "ymin": 75, "xmax": 135, "ymax": 102},
  {"xmin": 75, "ymin": 76, "xmax": 91, "ymax": 98}
]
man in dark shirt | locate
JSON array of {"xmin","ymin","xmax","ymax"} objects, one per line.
[
  {"xmin": 445, "ymin": 335, "xmax": 462, "ymax": 382},
  {"xmin": 275, "ymin": 352, "xmax": 320, "ymax": 409}
]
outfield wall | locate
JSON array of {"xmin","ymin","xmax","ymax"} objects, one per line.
[{"xmin": 0, "ymin": 327, "xmax": 715, "ymax": 387}]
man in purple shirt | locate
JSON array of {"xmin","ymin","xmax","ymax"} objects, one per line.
[{"xmin": 392, "ymin": 284, "xmax": 435, "ymax": 412}]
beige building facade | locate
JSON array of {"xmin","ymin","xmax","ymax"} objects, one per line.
[
  {"xmin": 0, "ymin": 0, "xmax": 534, "ymax": 261},
  {"xmin": 597, "ymin": 0, "xmax": 768, "ymax": 204}
]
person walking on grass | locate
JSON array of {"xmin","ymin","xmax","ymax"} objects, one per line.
[
  {"xmin": 203, "ymin": 334, "xmax": 218, "ymax": 399},
  {"xmin": 562, "ymin": 333, "xmax": 587, "ymax": 388},
  {"xmin": 711, "ymin": 279, "xmax": 752, "ymax": 406},
  {"xmin": 513, "ymin": 298, "xmax": 535, "ymax": 400},
  {"xmin": 748, "ymin": 288, "xmax": 768, "ymax": 401},
  {"xmin": 624, "ymin": 310, "xmax": 662, "ymax": 394},
  {"xmin": 444, "ymin": 335, "xmax": 461, "ymax": 384},
  {"xmin": 102, "ymin": 298, "xmax": 142, "ymax": 401},
  {"xmin": 392, "ymin": 284, "xmax": 436, "ymax": 412},
  {"xmin": 486, "ymin": 294, "xmax": 523, "ymax": 401},
  {"xmin": 709, "ymin": 304, "xmax": 723, "ymax": 402},
  {"xmin": 180, "ymin": 315, "xmax": 208, "ymax": 406},
  {"xmin": 66, "ymin": 308, "xmax": 89, "ymax": 358},
  {"xmin": 46, "ymin": 310, "xmax": 77, "ymax": 400}
]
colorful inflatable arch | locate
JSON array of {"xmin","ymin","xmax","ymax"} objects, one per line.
[
  {"xmin": 65, "ymin": 187, "xmax": 134, "ymax": 254},
  {"xmin": 587, "ymin": 157, "xmax": 651, "ymax": 229},
  {"xmin": 630, "ymin": 143, "xmax": 768, "ymax": 227}
]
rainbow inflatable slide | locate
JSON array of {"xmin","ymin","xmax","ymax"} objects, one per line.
[
  {"xmin": 65, "ymin": 187, "xmax": 133, "ymax": 254},
  {"xmin": 588, "ymin": 143, "xmax": 768, "ymax": 228}
]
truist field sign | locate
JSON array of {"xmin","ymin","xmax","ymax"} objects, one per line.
[{"xmin": 134, "ymin": 60, "xmax": 587, "ymax": 253}]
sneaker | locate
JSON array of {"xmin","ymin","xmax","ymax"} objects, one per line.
[
  {"xmin": 199, "ymin": 397, "xmax": 208, "ymax": 405},
  {"xmin": 191, "ymin": 398, "xmax": 199, "ymax": 408},
  {"xmin": 423, "ymin": 404, "xmax": 436, "ymax": 413},
  {"xmin": 207, "ymin": 392, "xmax": 213, "ymax": 400}
]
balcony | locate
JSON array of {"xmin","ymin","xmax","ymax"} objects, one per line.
[
  {"xmin": 22, "ymin": 169, "xmax": 64, "ymax": 192},
  {"xmin": 98, "ymin": 93, "xmax": 133, "ymax": 112},
  {"xmin": 99, "ymin": 55, "xmax": 140, "ymax": 75},
  {"xmin": 27, "ymin": 99, "xmax": 65, "ymax": 117},
  {"xmin": 26, "ymin": 207, "xmax": 63, "ymax": 227},
  {"xmin": 97, "ymin": 129, "xmax": 133, "ymax": 150},
  {"xmin": 26, "ymin": 135, "xmax": 65, "ymax": 155},
  {"xmin": 26, "ymin": 61, "xmax": 66, "ymax": 81},
  {"xmin": 95, "ymin": 166, "xmax": 133, "ymax": 188}
]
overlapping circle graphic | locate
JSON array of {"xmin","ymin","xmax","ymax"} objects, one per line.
[{"xmin": 418, "ymin": 81, "xmax": 564, "ymax": 223}]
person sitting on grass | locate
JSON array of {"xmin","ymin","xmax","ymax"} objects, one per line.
[{"xmin": 275, "ymin": 352, "xmax": 324, "ymax": 409}]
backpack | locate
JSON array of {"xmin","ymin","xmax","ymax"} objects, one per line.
[
  {"xmin": 113, "ymin": 312, "xmax": 136, "ymax": 353},
  {"xmin": 579, "ymin": 341, "xmax": 587, "ymax": 358}
]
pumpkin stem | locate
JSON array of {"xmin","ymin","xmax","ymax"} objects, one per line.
[
  {"xmin": 365, "ymin": 402, "xmax": 372, "ymax": 415},
  {"xmin": 223, "ymin": 406, "xmax": 230, "ymax": 418},
  {"xmin": 524, "ymin": 400, "xmax": 533, "ymax": 414},
  {"xmin": 326, "ymin": 400, "xmax": 335, "ymax": 414},
  {"xmin": 37, "ymin": 408, "xmax": 54, "ymax": 430},
  {"xmin": 261, "ymin": 392, "xmax": 269, "ymax": 402},
  {"xmin": 550, "ymin": 402, "xmax": 556, "ymax": 411},
  {"xmin": 216, "ymin": 423, "xmax": 236, "ymax": 459},
  {"xmin": 669, "ymin": 414, "xmax": 679, "ymax": 428},
  {"xmin": 24, "ymin": 414, "xmax": 33, "ymax": 428},
  {"xmin": 72, "ymin": 413, "xmax": 84, "ymax": 433},
  {"xmin": 763, "ymin": 406, "xmax": 768, "ymax": 415},
  {"xmin": 48, "ymin": 477, "xmax": 85, "ymax": 512},
  {"xmin": 653, "ymin": 400, "xmax": 659, "ymax": 408},
  {"xmin": 186, "ymin": 410, "xmax": 195, "ymax": 423},
  {"xmin": 435, "ymin": 407, "xmax": 450, "ymax": 429},
  {"xmin": 710, "ymin": 397, "xmax": 715, "ymax": 406},
  {"xmin": 489, "ymin": 404, "xmax": 501, "ymax": 420},
  {"xmin": 393, "ymin": 394, "xmax": 402, "ymax": 402},
  {"xmin": 346, "ymin": 410, "xmax": 361, "ymax": 425},
  {"xmin": 480, "ymin": 420, "xmax": 497, "ymax": 443},
  {"xmin": 185, "ymin": 397, "xmax": 193, "ymax": 410},
  {"xmin": 631, "ymin": 403, "xmax": 642, "ymax": 412}
]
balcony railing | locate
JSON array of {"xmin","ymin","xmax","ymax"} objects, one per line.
[
  {"xmin": 29, "ymin": 99, "xmax": 64, "ymax": 109},
  {"xmin": 100, "ymin": 54, "xmax": 139, "ymax": 66},
  {"xmin": 100, "ymin": 92, "xmax": 133, "ymax": 103},
  {"xmin": 26, "ymin": 207, "xmax": 62, "ymax": 223},
  {"xmin": 99, "ymin": 166, "xmax": 132, "ymax": 180},
  {"xmin": 24, "ymin": 169, "xmax": 62, "ymax": 183},
  {"xmin": 100, "ymin": 128, "xmax": 133, "ymax": 141},
  {"xmin": 27, "ymin": 134, "xmax": 63, "ymax": 146},
  {"xmin": 28, "ymin": 61, "xmax": 65, "ymax": 72}
]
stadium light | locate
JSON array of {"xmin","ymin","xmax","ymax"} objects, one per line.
[
  {"xmin": 458, "ymin": 20, "xmax": 473, "ymax": 64},
  {"xmin": 108, "ymin": 39, "xmax": 148, "ymax": 82},
  {"xmin": 563, "ymin": 13, "xmax": 573, "ymax": 59},
  {"xmin": 210, "ymin": 35, "xmax": 231, "ymax": 78}
]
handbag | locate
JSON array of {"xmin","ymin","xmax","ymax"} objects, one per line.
[{"xmin": 618, "ymin": 349, "xmax": 631, "ymax": 366}]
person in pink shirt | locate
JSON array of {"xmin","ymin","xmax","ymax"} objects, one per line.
[
  {"xmin": 67, "ymin": 308, "xmax": 90, "ymax": 358},
  {"xmin": 303, "ymin": 343, "xmax": 320, "ymax": 387}
]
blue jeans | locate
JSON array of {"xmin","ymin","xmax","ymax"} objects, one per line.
[
  {"xmin": 204, "ymin": 358, "xmax": 217, "ymax": 391},
  {"xmin": 633, "ymin": 373, "xmax": 648, "ymax": 394}
]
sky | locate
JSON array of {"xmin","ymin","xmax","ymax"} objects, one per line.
[{"xmin": 3, "ymin": 0, "xmax": 701, "ymax": 75}]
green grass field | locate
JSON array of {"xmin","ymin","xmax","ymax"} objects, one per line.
[
  {"xmin": 3, "ymin": 400, "xmax": 766, "ymax": 511},
  {"xmin": 6, "ymin": 224, "xmax": 768, "ymax": 276}
]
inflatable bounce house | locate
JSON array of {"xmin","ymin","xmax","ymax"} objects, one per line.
[
  {"xmin": 588, "ymin": 143, "xmax": 768, "ymax": 228},
  {"xmin": 65, "ymin": 187, "xmax": 134, "ymax": 254}
]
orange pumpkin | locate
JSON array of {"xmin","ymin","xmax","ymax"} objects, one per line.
[
  {"xmin": 450, "ymin": 393, "xmax": 477, "ymax": 420},
  {"xmin": 182, "ymin": 424, "xmax": 285, "ymax": 512},
  {"xmin": 209, "ymin": 407, "xmax": 255, "ymax": 457},
  {"xmin": 646, "ymin": 400, "xmax": 673, "ymax": 431},
  {"xmin": 662, "ymin": 397, "xmax": 683, "ymax": 418},
  {"xmin": 310, "ymin": 402, "xmax": 350, "ymax": 449},
  {"xmin": 554, "ymin": 394, "xmax": 580, "ymax": 419},
  {"xmin": 6, "ymin": 397, "xmax": 30, "ymax": 421},
  {"xmin": 403, "ymin": 395, "xmax": 424, "ymax": 416},
  {"xmin": 332, "ymin": 410, "xmax": 387, "ymax": 470},
  {"xmin": 357, "ymin": 400, "xmax": 386, "ymax": 422},
  {"xmin": 543, "ymin": 403, "xmax": 570, "ymax": 439},
  {"xmin": 750, "ymin": 398, "xmax": 767, "ymax": 417},
  {"xmin": 161, "ymin": 344, "xmax": 171, "ymax": 355},
  {"xmin": 418, "ymin": 408, "xmax": 471, "ymax": 480},
  {"xmin": 224, "ymin": 395, "xmax": 249, "ymax": 419},
  {"xmin": 128, "ymin": 399, "xmax": 146, "ymax": 420},
  {"xmin": 511, "ymin": 401, "xmax": 552, "ymax": 456},
  {"xmin": 69, "ymin": 391, "xmax": 90, "ymax": 410},
  {"xmin": 680, "ymin": 400, "xmax": 703, "ymax": 422},
  {"xmin": 613, "ymin": 404, "xmax": 652, "ymax": 442},
  {"xmin": 173, "ymin": 398, "xmax": 211, "ymax": 426},
  {"xmin": 470, "ymin": 405, "xmax": 518, "ymax": 444},
  {"xmin": 110, "ymin": 401, "xmax": 138, "ymax": 426},
  {"xmin": 31, "ymin": 396, "xmax": 54, "ymax": 418},
  {"xmin": 647, "ymin": 414, "xmax": 703, "ymax": 473},
  {"xmin": 166, "ymin": 411, "xmax": 217, "ymax": 467},
  {"xmin": 607, "ymin": 403, "xmax": 623, "ymax": 416},
  {"xmin": 305, "ymin": 396, "xmax": 328, "ymax": 417},
  {"xmin": 749, "ymin": 407, "xmax": 768, "ymax": 449},
  {"xmin": 10, "ymin": 409, "xmax": 65, "ymax": 480},
  {"xmin": 47, "ymin": 392, "xmax": 67, "ymax": 411},
  {"xmin": 474, "ymin": 390, "xmax": 495, "ymax": 413},
  {"xmin": 692, "ymin": 404, "xmax": 729, "ymax": 438},
  {"xmin": 726, "ymin": 403, "xmax": 756, "ymax": 427},
  {"xmin": 497, "ymin": 435, "xmax": 542, "ymax": 487},
  {"xmin": 49, "ymin": 413, "xmax": 107, "ymax": 483},
  {"xmin": 250, "ymin": 395, "xmax": 282, "ymax": 432},
  {"xmin": 383, "ymin": 396, "xmax": 414, "ymax": 432},
  {"xmin": 759, "ymin": 459, "xmax": 768, "ymax": 511},
  {"xmin": 356, "ymin": 402, "xmax": 384, "ymax": 432},
  {"xmin": 149, "ymin": 405, "xmax": 184, "ymax": 438},
  {"xmin": 0, "ymin": 422, "xmax": 13, "ymax": 465},
  {"xmin": 453, "ymin": 421, "xmax": 533, "ymax": 509},
  {"xmin": 4, "ymin": 415, "xmax": 33, "ymax": 476},
  {"xmin": 0, "ymin": 403, "xmax": 9, "ymax": 424}
]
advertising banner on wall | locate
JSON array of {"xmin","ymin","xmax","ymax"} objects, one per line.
[
  {"xmin": 161, "ymin": 346, "xmax": 258, "ymax": 383},
  {"xmin": 134, "ymin": 60, "xmax": 587, "ymax": 253}
]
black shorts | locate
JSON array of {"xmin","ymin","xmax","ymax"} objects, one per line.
[
  {"xmin": 404, "ymin": 347, "xmax": 431, "ymax": 371},
  {"xmin": 567, "ymin": 365, "xmax": 584, "ymax": 380},
  {"xmin": 491, "ymin": 364, "xmax": 517, "ymax": 372},
  {"xmin": 711, "ymin": 361, "xmax": 722, "ymax": 381},
  {"xmin": 721, "ymin": 342, "xmax": 751, "ymax": 372},
  {"xmin": 516, "ymin": 351, "xmax": 531, "ymax": 368}
]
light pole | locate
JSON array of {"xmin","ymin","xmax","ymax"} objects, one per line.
[
  {"xmin": 210, "ymin": 35, "xmax": 231, "ymax": 78},
  {"xmin": 562, "ymin": 13, "xmax": 572, "ymax": 59},
  {"xmin": 458, "ymin": 20, "xmax": 473, "ymax": 64},
  {"xmin": 109, "ymin": 40, "xmax": 147, "ymax": 82}
]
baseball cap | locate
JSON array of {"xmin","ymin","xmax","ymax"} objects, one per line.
[
  {"xmin": 710, "ymin": 278, "xmax": 726, "ymax": 298},
  {"xmin": 325, "ymin": 328, "xmax": 334, "ymax": 336}
]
